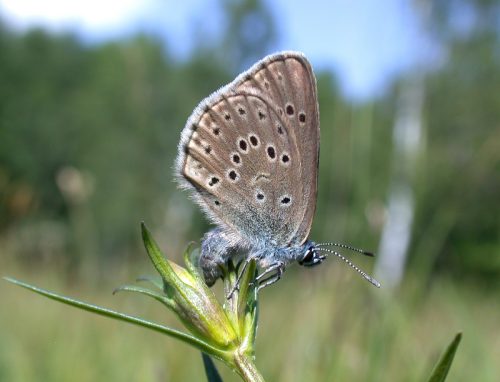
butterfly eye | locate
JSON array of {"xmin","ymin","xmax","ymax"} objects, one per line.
[
  {"xmin": 299, "ymin": 248, "xmax": 315, "ymax": 266},
  {"xmin": 299, "ymin": 247, "xmax": 324, "ymax": 267}
]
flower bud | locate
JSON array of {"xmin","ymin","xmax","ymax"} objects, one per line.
[{"xmin": 141, "ymin": 223, "xmax": 237, "ymax": 349}]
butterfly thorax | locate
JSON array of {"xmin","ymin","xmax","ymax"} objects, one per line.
[{"xmin": 250, "ymin": 240, "xmax": 316, "ymax": 268}]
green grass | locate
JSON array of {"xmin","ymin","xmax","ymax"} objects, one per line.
[{"xmin": 1, "ymin": 258, "xmax": 499, "ymax": 382}]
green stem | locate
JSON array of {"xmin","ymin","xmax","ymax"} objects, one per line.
[{"xmin": 233, "ymin": 351, "xmax": 265, "ymax": 382}]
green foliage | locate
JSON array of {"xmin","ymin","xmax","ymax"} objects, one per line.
[
  {"xmin": 0, "ymin": 27, "xmax": 227, "ymax": 269},
  {"xmin": 409, "ymin": 1, "xmax": 500, "ymax": 281}
]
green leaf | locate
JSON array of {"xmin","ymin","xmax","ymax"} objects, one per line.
[
  {"xmin": 141, "ymin": 222, "xmax": 176, "ymax": 282},
  {"xmin": 136, "ymin": 275, "xmax": 164, "ymax": 291},
  {"xmin": 202, "ymin": 352, "xmax": 224, "ymax": 382},
  {"xmin": 3, "ymin": 277, "xmax": 229, "ymax": 362},
  {"xmin": 427, "ymin": 332, "xmax": 462, "ymax": 382},
  {"xmin": 113, "ymin": 284, "xmax": 175, "ymax": 309},
  {"xmin": 183, "ymin": 243, "xmax": 202, "ymax": 278}
]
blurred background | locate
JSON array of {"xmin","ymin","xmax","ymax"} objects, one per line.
[{"xmin": 0, "ymin": 0, "xmax": 499, "ymax": 381}]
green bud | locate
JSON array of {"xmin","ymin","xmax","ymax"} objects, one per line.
[{"xmin": 141, "ymin": 223, "xmax": 238, "ymax": 349}]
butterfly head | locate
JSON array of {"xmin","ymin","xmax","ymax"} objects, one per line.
[
  {"xmin": 298, "ymin": 241, "xmax": 381, "ymax": 288},
  {"xmin": 297, "ymin": 243, "xmax": 325, "ymax": 267}
]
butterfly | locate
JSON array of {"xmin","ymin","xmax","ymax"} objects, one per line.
[{"xmin": 175, "ymin": 51, "xmax": 380, "ymax": 292}]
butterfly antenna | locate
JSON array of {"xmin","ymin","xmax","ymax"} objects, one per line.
[
  {"xmin": 315, "ymin": 242, "xmax": 375, "ymax": 257},
  {"xmin": 316, "ymin": 247, "xmax": 381, "ymax": 288}
]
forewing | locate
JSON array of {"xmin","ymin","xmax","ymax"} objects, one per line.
[{"xmin": 176, "ymin": 52, "xmax": 319, "ymax": 246}]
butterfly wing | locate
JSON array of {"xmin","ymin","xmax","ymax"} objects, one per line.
[{"xmin": 176, "ymin": 51, "xmax": 319, "ymax": 247}]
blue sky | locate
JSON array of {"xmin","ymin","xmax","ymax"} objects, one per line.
[{"xmin": 0, "ymin": 0, "xmax": 432, "ymax": 101}]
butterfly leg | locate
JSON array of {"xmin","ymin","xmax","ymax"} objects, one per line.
[
  {"xmin": 226, "ymin": 256, "xmax": 255, "ymax": 299},
  {"xmin": 256, "ymin": 262, "xmax": 285, "ymax": 291}
]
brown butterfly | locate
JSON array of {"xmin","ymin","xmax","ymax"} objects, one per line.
[{"xmin": 175, "ymin": 51, "xmax": 379, "ymax": 292}]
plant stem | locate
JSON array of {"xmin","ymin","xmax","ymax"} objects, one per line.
[{"xmin": 233, "ymin": 351, "xmax": 265, "ymax": 382}]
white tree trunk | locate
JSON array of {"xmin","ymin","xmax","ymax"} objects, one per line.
[{"xmin": 375, "ymin": 75, "xmax": 424, "ymax": 289}]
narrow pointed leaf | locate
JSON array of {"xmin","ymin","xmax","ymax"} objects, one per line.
[
  {"xmin": 113, "ymin": 285, "xmax": 175, "ymax": 309},
  {"xmin": 136, "ymin": 275, "xmax": 164, "ymax": 291},
  {"xmin": 183, "ymin": 243, "xmax": 202, "ymax": 277},
  {"xmin": 427, "ymin": 332, "xmax": 462, "ymax": 382},
  {"xmin": 3, "ymin": 277, "xmax": 228, "ymax": 361},
  {"xmin": 141, "ymin": 223, "xmax": 181, "ymax": 286},
  {"xmin": 202, "ymin": 353, "xmax": 224, "ymax": 382}
]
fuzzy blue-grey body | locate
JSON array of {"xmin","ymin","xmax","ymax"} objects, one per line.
[{"xmin": 200, "ymin": 227, "xmax": 316, "ymax": 285}]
